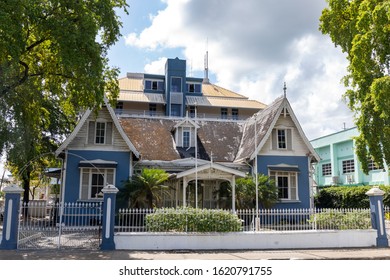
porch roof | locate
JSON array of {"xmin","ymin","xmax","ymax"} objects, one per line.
[{"xmin": 176, "ymin": 162, "xmax": 246, "ymax": 179}]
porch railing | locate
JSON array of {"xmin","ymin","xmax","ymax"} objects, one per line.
[{"xmin": 115, "ymin": 207, "xmax": 373, "ymax": 233}]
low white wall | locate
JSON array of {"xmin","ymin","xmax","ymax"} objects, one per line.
[{"xmin": 115, "ymin": 230, "xmax": 377, "ymax": 250}]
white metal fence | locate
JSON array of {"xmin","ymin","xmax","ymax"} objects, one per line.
[
  {"xmin": 18, "ymin": 201, "xmax": 102, "ymax": 249},
  {"xmin": 116, "ymin": 207, "xmax": 374, "ymax": 233}
]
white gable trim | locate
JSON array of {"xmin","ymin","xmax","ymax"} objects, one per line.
[
  {"xmin": 176, "ymin": 162, "xmax": 246, "ymax": 179},
  {"xmin": 55, "ymin": 97, "xmax": 140, "ymax": 158},
  {"xmin": 55, "ymin": 109, "xmax": 93, "ymax": 157},
  {"xmin": 250, "ymin": 98, "xmax": 320, "ymax": 162},
  {"xmin": 104, "ymin": 98, "xmax": 140, "ymax": 158}
]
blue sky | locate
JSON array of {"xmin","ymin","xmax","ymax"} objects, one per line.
[{"xmin": 107, "ymin": 0, "xmax": 354, "ymax": 141}]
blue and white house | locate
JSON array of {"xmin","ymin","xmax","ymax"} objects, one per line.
[{"xmin": 55, "ymin": 57, "xmax": 319, "ymax": 210}]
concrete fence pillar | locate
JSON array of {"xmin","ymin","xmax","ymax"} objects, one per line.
[
  {"xmin": 366, "ymin": 186, "xmax": 388, "ymax": 247},
  {"xmin": 100, "ymin": 184, "xmax": 119, "ymax": 250},
  {"xmin": 0, "ymin": 185, "xmax": 23, "ymax": 250}
]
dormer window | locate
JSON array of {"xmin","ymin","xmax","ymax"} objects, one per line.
[{"xmin": 183, "ymin": 128, "xmax": 190, "ymax": 148}]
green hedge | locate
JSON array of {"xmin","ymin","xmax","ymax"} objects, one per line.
[
  {"xmin": 145, "ymin": 207, "xmax": 242, "ymax": 232},
  {"xmin": 308, "ymin": 211, "xmax": 371, "ymax": 230},
  {"xmin": 314, "ymin": 185, "xmax": 390, "ymax": 208}
]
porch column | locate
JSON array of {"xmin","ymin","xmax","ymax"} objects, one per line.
[
  {"xmin": 182, "ymin": 177, "xmax": 187, "ymax": 207},
  {"xmin": 366, "ymin": 187, "xmax": 388, "ymax": 247},
  {"xmin": 0, "ymin": 185, "xmax": 24, "ymax": 250},
  {"xmin": 231, "ymin": 175, "xmax": 236, "ymax": 212},
  {"xmin": 101, "ymin": 184, "xmax": 119, "ymax": 250}
]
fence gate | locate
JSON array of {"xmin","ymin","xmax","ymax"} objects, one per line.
[{"xmin": 18, "ymin": 201, "xmax": 102, "ymax": 250}]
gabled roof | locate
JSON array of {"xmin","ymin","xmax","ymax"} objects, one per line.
[
  {"xmin": 234, "ymin": 96, "xmax": 320, "ymax": 162},
  {"xmin": 234, "ymin": 97, "xmax": 284, "ymax": 162},
  {"xmin": 55, "ymin": 98, "xmax": 140, "ymax": 158}
]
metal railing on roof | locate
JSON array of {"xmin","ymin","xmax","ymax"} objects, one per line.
[{"xmin": 115, "ymin": 109, "xmax": 247, "ymax": 121}]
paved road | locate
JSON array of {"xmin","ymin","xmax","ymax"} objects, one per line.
[{"xmin": 1, "ymin": 247, "xmax": 390, "ymax": 260}]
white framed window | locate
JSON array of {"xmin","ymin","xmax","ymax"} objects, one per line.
[
  {"xmin": 322, "ymin": 163, "xmax": 332, "ymax": 176},
  {"xmin": 342, "ymin": 159, "xmax": 355, "ymax": 174},
  {"xmin": 272, "ymin": 128, "xmax": 292, "ymax": 151},
  {"xmin": 80, "ymin": 168, "xmax": 115, "ymax": 200},
  {"xmin": 277, "ymin": 129, "xmax": 287, "ymax": 149},
  {"xmin": 182, "ymin": 128, "xmax": 190, "ymax": 148},
  {"xmin": 88, "ymin": 121, "xmax": 113, "ymax": 145},
  {"xmin": 95, "ymin": 122, "xmax": 106, "ymax": 144},
  {"xmin": 269, "ymin": 171, "xmax": 298, "ymax": 200}
]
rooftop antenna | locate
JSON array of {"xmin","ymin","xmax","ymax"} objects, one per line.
[
  {"xmin": 283, "ymin": 82, "xmax": 287, "ymax": 98},
  {"xmin": 203, "ymin": 39, "xmax": 210, "ymax": 84}
]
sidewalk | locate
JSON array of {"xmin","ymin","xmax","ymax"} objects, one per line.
[{"xmin": 1, "ymin": 247, "xmax": 390, "ymax": 260}]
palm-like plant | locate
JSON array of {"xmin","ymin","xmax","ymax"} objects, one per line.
[
  {"xmin": 233, "ymin": 174, "xmax": 279, "ymax": 209},
  {"xmin": 120, "ymin": 168, "xmax": 171, "ymax": 208}
]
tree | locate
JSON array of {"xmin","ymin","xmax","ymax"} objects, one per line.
[
  {"xmin": 234, "ymin": 174, "xmax": 279, "ymax": 209},
  {"xmin": 0, "ymin": 0, "xmax": 128, "ymax": 202},
  {"xmin": 320, "ymin": 0, "xmax": 390, "ymax": 173},
  {"xmin": 120, "ymin": 169, "xmax": 172, "ymax": 208}
]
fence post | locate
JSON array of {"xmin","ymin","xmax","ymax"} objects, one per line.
[
  {"xmin": 0, "ymin": 185, "xmax": 24, "ymax": 250},
  {"xmin": 366, "ymin": 186, "xmax": 388, "ymax": 247},
  {"xmin": 100, "ymin": 184, "xmax": 119, "ymax": 250}
]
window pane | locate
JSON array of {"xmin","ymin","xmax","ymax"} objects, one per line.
[
  {"xmin": 277, "ymin": 129, "xmax": 286, "ymax": 149},
  {"xmin": 342, "ymin": 159, "xmax": 355, "ymax": 174},
  {"xmin": 322, "ymin": 163, "xmax": 332, "ymax": 176},
  {"xmin": 91, "ymin": 173, "xmax": 104, "ymax": 198},
  {"xmin": 277, "ymin": 176, "xmax": 289, "ymax": 199},
  {"xmin": 95, "ymin": 122, "xmax": 105, "ymax": 144},
  {"xmin": 221, "ymin": 108, "xmax": 228, "ymax": 119},
  {"xmin": 171, "ymin": 77, "xmax": 182, "ymax": 92},
  {"xmin": 183, "ymin": 131, "xmax": 190, "ymax": 147}
]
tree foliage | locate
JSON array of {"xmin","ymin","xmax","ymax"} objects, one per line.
[
  {"xmin": 0, "ymin": 0, "xmax": 128, "ymax": 201},
  {"xmin": 320, "ymin": 0, "xmax": 390, "ymax": 173}
]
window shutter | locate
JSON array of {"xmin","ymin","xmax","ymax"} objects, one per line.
[
  {"xmin": 88, "ymin": 121, "xmax": 95, "ymax": 144},
  {"xmin": 106, "ymin": 122, "xmax": 113, "ymax": 145},
  {"xmin": 271, "ymin": 129, "xmax": 277, "ymax": 150},
  {"xmin": 287, "ymin": 129, "xmax": 292, "ymax": 150},
  {"xmin": 80, "ymin": 169, "xmax": 90, "ymax": 200}
]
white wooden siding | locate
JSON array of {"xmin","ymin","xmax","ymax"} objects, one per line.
[
  {"xmin": 259, "ymin": 113, "xmax": 310, "ymax": 156},
  {"xmin": 68, "ymin": 107, "xmax": 130, "ymax": 151}
]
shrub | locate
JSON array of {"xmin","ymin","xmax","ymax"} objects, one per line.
[
  {"xmin": 145, "ymin": 207, "xmax": 242, "ymax": 232},
  {"xmin": 315, "ymin": 185, "xmax": 390, "ymax": 208},
  {"xmin": 308, "ymin": 211, "xmax": 371, "ymax": 230}
]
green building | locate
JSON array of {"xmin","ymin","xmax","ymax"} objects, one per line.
[{"xmin": 310, "ymin": 127, "xmax": 390, "ymax": 188}]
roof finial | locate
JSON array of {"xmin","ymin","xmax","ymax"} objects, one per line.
[{"xmin": 283, "ymin": 82, "xmax": 287, "ymax": 98}]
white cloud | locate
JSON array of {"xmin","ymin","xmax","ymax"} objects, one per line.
[
  {"xmin": 124, "ymin": 0, "xmax": 354, "ymax": 139},
  {"xmin": 144, "ymin": 57, "xmax": 167, "ymax": 74}
]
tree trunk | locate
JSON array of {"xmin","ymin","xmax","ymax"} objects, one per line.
[{"xmin": 22, "ymin": 169, "xmax": 31, "ymax": 218}]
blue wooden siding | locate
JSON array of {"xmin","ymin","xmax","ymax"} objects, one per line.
[
  {"xmin": 64, "ymin": 150, "xmax": 131, "ymax": 203},
  {"xmin": 257, "ymin": 155, "xmax": 310, "ymax": 209}
]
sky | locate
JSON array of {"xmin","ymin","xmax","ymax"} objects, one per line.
[{"xmin": 108, "ymin": 0, "xmax": 355, "ymax": 141}]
